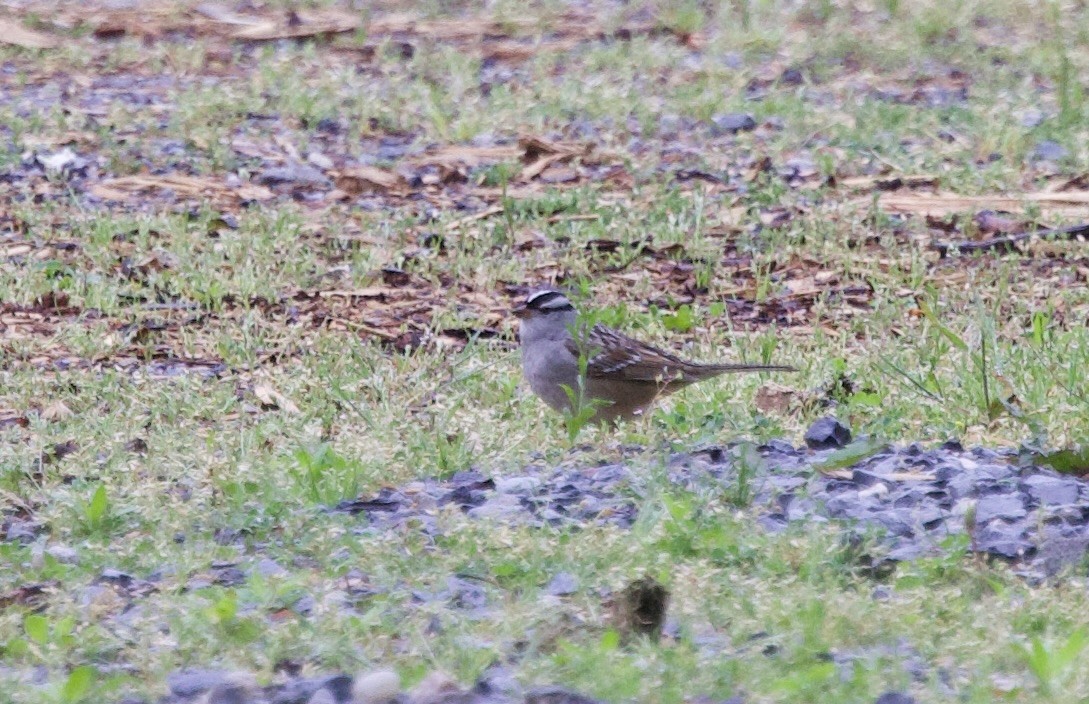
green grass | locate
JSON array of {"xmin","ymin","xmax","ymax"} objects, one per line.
[{"xmin": 3, "ymin": 0, "xmax": 1089, "ymax": 702}]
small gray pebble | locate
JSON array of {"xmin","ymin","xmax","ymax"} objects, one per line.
[
  {"xmin": 258, "ymin": 164, "xmax": 330, "ymax": 187},
  {"xmin": 544, "ymin": 572, "xmax": 579, "ymax": 596},
  {"xmin": 45, "ymin": 544, "xmax": 80, "ymax": 564},
  {"xmin": 975, "ymin": 495, "xmax": 1027, "ymax": 523},
  {"xmin": 805, "ymin": 417, "xmax": 852, "ymax": 449},
  {"xmin": 710, "ymin": 113, "xmax": 756, "ymax": 134},
  {"xmin": 495, "ymin": 476, "xmax": 542, "ymax": 495},
  {"xmin": 1031, "ymin": 140, "xmax": 1067, "ymax": 161},
  {"xmin": 306, "ymin": 688, "xmax": 336, "ymax": 704},
  {"xmin": 1018, "ymin": 109, "xmax": 1046, "ymax": 128},
  {"xmin": 167, "ymin": 670, "xmax": 236, "ymax": 698},
  {"xmin": 256, "ymin": 558, "xmax": 288, "ymax": 577},
  {"xmin": 351, "ymin": 670, "xmax": 401, "ymax": 704},
  {"xmin": 207, "ymin": 683, "xmax": 252, "ymax": 704}
]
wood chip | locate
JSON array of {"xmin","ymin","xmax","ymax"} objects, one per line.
[
  {"xmin": 252, "ymin": 383, "xmax": 300, "ymax": 414},
  {"xmin": 871, "ymin": 191, "xmax": 1089, "ymax": 217},
  {"xmin": 232, "ymin": 9, "xmax": 361, "ymax": 40},
  {"xmin": 0, "ymin": 18, "xmax": 58, "ymax": 49},
  {"xmin": 445, "ymin": 205, "xmax": 504, "ymax": 230},
  {"xmin": 41, "ymin": 401, "xmax": 74, "ymax": 421},
  {"xmin": 317, "ymin": 288, "xmax": 393, "ymax": 299},
  {"xmin": 753, "ymin": 383, "xmax": 798, "ymax": 414},
  {"xmin": 90, "ymin": 175, "xmax": 273, "ymax": 203},
  {"xmin": 332, "ymin": 166, "xmax": 406, "ymax": 194}
]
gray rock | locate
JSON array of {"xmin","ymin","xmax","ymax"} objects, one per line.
[
  {"xmin": 45, "ymin": 544, "xmax": 80, "ymax": 564},
  {"xmin": 5, "ymin": 519, "xmax": 43, "ymax": 542},
  {"xmin": 975, "ymin": 523, "xmax": 1029, "ymax": 558},
  {"xmin": 851, "ymin": 468, "xmax": 887, "ymax": 487},
  {"xmin": 805, "ymin": 417, "xmax": 852, "ymax": 449},
  {"xmin": 256, "ymin": 558, "xmax": 289, "ymax": 577},
  {"xmin": 1018, "ymin": 109, "xmax": 1046, "ymax": 128},
  {"xmin": 316, "ymin": 438, "xmax": 1089, "ymax": 580},
  {"xmin": 525, "ymin": 686, "xmax": 605, "ymax": 704},
  {"xmin": 167, "ymin": 670, "xmax": 233, "ymax": 698},
  {"xmin": 942, "ymin": 469, "xmax": 978, "ymax": 500},
  {"xmin": 975, "ymin": 495, "xmax": 1027, "ymax": 523},
  {"xmin": 544, "ymin": 572, "xmax": 579, "ymax": 596},
  {"xmin": 1036, "ymin": 535, "xmax": 1089, "ymax": 575},
  {"xmin": 258, "ymin": 164, "xmax": 330, "ymax": 187},
  {"xmin": 1022, "ymin": 474, "xmax": 1079, "ymax": 506},
  {"xmin": 306, "ymin": 688, "xmax": 336, "ymax": 704},
  {"xmin": 447, "ymin": 576, "xmax": 488, "ymax": 610},
  {"xmin": 1031, "ymin": 140, "xmax": 1068, "ymax": 161},
  {"xmin": 494, "ymin": 476, "xmax": 541, "ymax": 495},
  {"xmin": 207, "ymin": 683, "xmax": 253, "ymax": 704},
  {"xmin": 886, "ymin": 542, "xmax": 929, "ymax": 561},
  {"xmin": 351, "ymin": 670, "xmax": 401, "ymax": 704},
  {"xmin": 272, "ymin": 675, "xmax": 353, "ymax": 704},
  {"xmin": 293, "ymin": 593, "xmax": 316, "ymax": 616},
  {"xmin": 871, "ymin": 586, "xmax": 892, "ymax": 601},
  {"xmin": 874, "ymin": 510, "xmax": 914, "ymax": 537},
  {"xmin": 473, "ymin": 664, "xmax": 522, "ymax": 699},
  {"xmin": 468, "ymin": 495, "xmax": 523, "ymax": 521},
  {"xmin": 710, "ymin": 113, "xmax": 756, "ymax": 135}
]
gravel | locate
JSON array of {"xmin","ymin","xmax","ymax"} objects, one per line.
[
  {"xmin": 112, "ymin": 419, "xmax": 1089, "ymax": 704},
  {"xmin": 334, "ymin": 420, "xmax": 1089, "ymax": 581}
]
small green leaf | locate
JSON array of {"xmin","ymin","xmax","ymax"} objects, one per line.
[
  {"xmin": 599, "ymin": 629, "xmax": 621, "ymax": 650},
  {"xmin": 917, "ymin": 299, "xmax": 968, "ymax": 351},
  {"xmin": 813, "ymin": 437, "xmax": 888, "ymax": 473},
  {"xmin": 212, "ymin": 593, "xmax": 238, "ymax": 623},
  {"xmin": 849, "ymin": 391, "xmax": 882, "ymax": 407},
  {"xmin": 62, "ymin": 665, "xmax": 95, "ymax": 702},
  {"xmin": 24, "ymin": 613, "xmax": 48, "ymax": 645},
  {"xmin": 86, "ymin": 484, "xmax": 108, "ymax": 526},
  {"xmin": 3, "ymin": 638, "xmax": 29, "ymax": 657},
  {"xmin": 661, "ymin": 305, "xmax": 694, "ymax": 332},
  {"xmin": 492, "ymin": 561, "xmax": 521, "ymax": 579},
  {"xmin": 1056, "ymin": 628, "xmax": 1089, "ymax": 669},
  {"xmin": 1030, "ymin": 311, "xmax": 1049, "ymax": 346}
]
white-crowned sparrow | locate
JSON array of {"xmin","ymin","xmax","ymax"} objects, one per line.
[{"xmin": 514, "ymin": 289, "xmax": 795, "ymax": 423}]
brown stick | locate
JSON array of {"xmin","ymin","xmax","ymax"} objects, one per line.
[{"xmin": 933, "ymin": 221, "xmax": 1089, "ymax": 257}]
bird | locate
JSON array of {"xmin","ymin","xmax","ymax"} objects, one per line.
[{"xmin": 513, "ymin": 289, "xmax": 795, "ymax": 424}]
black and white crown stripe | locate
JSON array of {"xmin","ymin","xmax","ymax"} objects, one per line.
[{"xmin": 525, "ymin": 290, "xmax": 575, "ymax": 312}]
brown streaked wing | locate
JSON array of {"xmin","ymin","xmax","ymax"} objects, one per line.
[{"xmin": 566, "ymin": 324, "xmax": 691, "ymax": 383}]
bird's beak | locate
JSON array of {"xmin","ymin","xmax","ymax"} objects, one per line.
[{"xmin": 512, "ymin": 304, "xmax": 529, "ymax": 319}]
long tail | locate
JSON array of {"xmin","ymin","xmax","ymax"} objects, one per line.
[{"xmin": 700, "ymin": 362, "xmax": 797, "ymax": 374}]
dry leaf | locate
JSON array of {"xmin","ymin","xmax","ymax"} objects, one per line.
[
  {"xmin": 0, "ymin": 18, "xmax": 58, "ymax": 49},
  {"xmin": 519, "ymin": 153, "xmax": 564, "ymax": 181},
  {"xmin": 836, "ymin": 174, "xmax": 938, "ymax": 190},
  {"xmin": 317, "ymin": 288, "xmax": 393, "ymax": 299},
  {"xmin": 753, "ymin": 383, "xmax": 798, "ymax": 415},
  {"xmin": 41, "ymin": 401, "xmax": 74, "ymax": 421},
  {"xmin": 0, "ymin": 409, "xmax": 29, "ymax": 429},
  {"xmin": 253, "ymin": 383, "xmax": 300, "ymax": 414},
  {"xmin": 410, "ymin": 145, "xmax": 521, "ymax": 168},
  {"xmin": 91, "ymin": 175, "xmax": 273, "ymax": 204},
  {"xmin": 333, "ymin": 166, "xmax": 406, "ymax": 194},
  {"xmin": 536, "ymin": 163, "xmax": 581, "ymax": 184},
  {"xmin": 232, "ymin": 9, "xmax": 360, "ymax": 40},
  {"xmin": 781, "ymin": 276, "xmax": 822, "ymax": 297},
  {"xmin": 872, "ymin": 191, "xmax": 1089, "ymax": 217}
]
